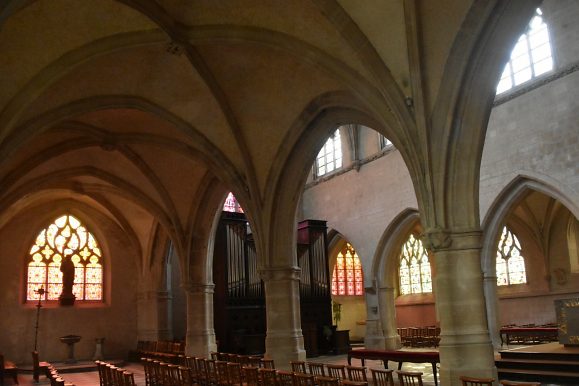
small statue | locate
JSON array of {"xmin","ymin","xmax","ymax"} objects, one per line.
[{"xmin": 59, "ymin": 256, "xmax": 76, "ymax": 306}]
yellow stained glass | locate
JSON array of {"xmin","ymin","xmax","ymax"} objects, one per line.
[
  {"xmin": 25, "ymin": 215, "xmax": 104, "ymax": 302},
  {"xmin": 399, "ymin": 234, "xmax": 432, "ymax": 295}
]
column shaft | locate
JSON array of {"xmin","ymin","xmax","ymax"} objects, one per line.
[
  {"xmin": 184, "ymin": 284, "xmax": 217, "ymax": 357},
  {"xmin": 262, "ymin": 267, "xmax": 306, "ymax": 368}
]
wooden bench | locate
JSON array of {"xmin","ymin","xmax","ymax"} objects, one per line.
[
  {"xmin": 348, "ymin": 349, "xmax": 440, "ymax": 386},
  {"xmin": 0, "ymin": 354, "xmax": 18, "ymax": 385}
]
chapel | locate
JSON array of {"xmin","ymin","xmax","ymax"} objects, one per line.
[{"xmin": 0, "ymin": 1, "xmax": 578, "ymax": 385}]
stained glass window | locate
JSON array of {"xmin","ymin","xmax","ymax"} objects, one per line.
[
  {"xmin": 223, "ymin": 192, "xmax": 244, "ymax": 213},
  {"xmin": 315, "ymin": 129, "xmax": 342, "ymax": 177},
  {"xmin": 331, "ymin": 243, "xmax": 364, "ymax": 296},
  {"xmin": 497, "ymin": 8, "xmax": 553, "ymax": 94},
  {"xmin": 399, "ymin": 234, "xmax": 432, "ymax": 295},
  {"xmin": 26, "ymin": 215, "xmax": 103, "ymax": 301},
  {"xmin": 496, "ymin": 226, "xmax": 527, "ymax": 286}
]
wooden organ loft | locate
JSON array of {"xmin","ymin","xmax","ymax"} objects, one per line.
[{"xmin": 213, "ymin": 211, "xmax": 332, "ymax": 357}]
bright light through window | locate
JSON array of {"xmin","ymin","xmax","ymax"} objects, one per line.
[
  {"xmin": 331, "ymin": 243, "xmax": 364, "ymax": 296},
  {"xmin": 399, "ymin": 234, "xmax": 432, "ymax": 295},
  {"xmin": 496, "ymin": 226, "xmax": 527, "ymax": 286},
  {"xmin": 497, "ymin": 8, "xmax": 553, "ymax": 94},
  {"xmin": 316, "ymin": 130, "xmax": 342, "ymax": 177}
]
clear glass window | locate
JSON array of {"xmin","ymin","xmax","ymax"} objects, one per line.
[
  {"xmin": 399, "ymin": 234, "xmax": 432, "ymax": 295},
  {"xmin": 496, "ymin": 8, "xmax": 553, "ymax": 94}
]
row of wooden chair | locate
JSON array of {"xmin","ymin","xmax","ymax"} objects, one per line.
[
  {"xmin": 46, "ymin": 363, "xmax": 74, "ymax": 386},
  {"xmin": 210, "ymin": 352, "xmax": 275, "ymax": 369},
  {"xmin": 290, "ymin": 361, "xmax": 372, "ymax": 382},
  {"xmin": 132, "ymin": 341, "xmax": 185, "ymax": 363},
  {"xmin": 398, "ymin": 327, "xmax": 441, "ymax": 347},
  {"xmin": 96, "ymin": 360, "xmax": 136, "ymax": 386}
]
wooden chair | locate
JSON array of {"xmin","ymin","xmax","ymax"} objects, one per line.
[
  {"xmin": 179, "ymin": 366, "xmax": 194, "ymax": 386},
  {"xmin": 345, "ymin": 366, "xmax": 367, "ymax": 382},
  {"xmin": 123, "ymin": 371, "xmax": 136, "ymax": 386},
  {"xmin": 247, "ymin": 356, "xmax": 262, "ymax": 368},
  {"xmin": 326, "ymin": 364, "xmax": 346, "ymax": 380},
  {"xmin": 227, "ymin": 362, "xmax": 243, "ymax": 386},
  {"xmin": 0, "ymin": 354, "xmax": 18, "ymax": 385},
  {"xmin": 205, "ymin": 359, "xmax": 219, "ymax": 386},
  {"xmin": 397, "ymin": 371, "xmax": 423, "ymax": 386},
  {"xmin": 243, "ymin": 366, "xmax": 259, "ymax": 386},
  {"xmin": 276, "ymin": 370, "xmax": 295, "ymax": 386},
  {"xmin": 307, "ymin": 362, "xmax": 325, "ymax": 376},
  {"xmin": 32, "ymin": 351, "xmax": 50, "ymax": 382},
  {"xmin": 370, "ymin": 368, "xmax": 394, "ymax": 386},
  {"xmin": 290, "ymin": 361, "xmax": 306, "ymax": 373},
  {"xmin": 499, "ymin": 381, "xmax": 540, "ymax": 386},
  {"xmin": 258, "ymin": 368, "xmax": 277, "ymax": 386},
  {"xmin": 341, "ymin": 381, "xmax": 368, "ymax": 386},
  {"xmin": 293, "ymin": 372, "xmax": 315, "ymax": 386},
  {"xmin": 460, "ymin": 375, "xmax": 495, "ymax": 386},
  {"xmin": 260, "ymin": 359, "xmax": 275, "ymax": 369},
  {"xmin": 215, "ymin": 361, "xmax": 230, "ymax": 386},
  {"xmin": 314, "ymin": 375, "xmax": 339, "ymax": 386}
]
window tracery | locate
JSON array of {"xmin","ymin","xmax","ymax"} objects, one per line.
[
  {"xmin": 331, "ymin": 243, "xmax": 364, "ymax": 296},
  {"xmin": 496, "ymin": 226, "xmax": 527, "ymax": 286},
  {"xmin": 315, "ymin": 129, "xmax": 342, "ymax": 177},
  {"xmin": 399, "ymin": 234, "xmax": 432, "ymax": 295},
  {"xmin": 497, "ymin": 8, "xmax": 553, "ymax": 94},
  {"xmin": 223, "ymin": 192, "xmax": 244, "ymax": 213},
  {"xmin": 26, "ymin": 215, "xmax": 103, "ymax": 301}
]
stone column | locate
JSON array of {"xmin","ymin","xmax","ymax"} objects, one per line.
[
  {"xmin": 183, "ymin": 283, "xmax": 217, "ymax": 357},
  {"xmin": 378, "ymin": 286, "xmax": 402, "ymax": 349},
  {"xmin": 363, "ymin": 289, "xmax": 386, "ymax": 349},
  {"xmin": 136, "ymin": 290, "xmax": 173, "ymax": 341},
  {"xmin": 261, "ymin": 266, "xmax": 306, "ymax": 368},
  {"xmin": 423, "ymin": 229, "xmax": 496, "ymax": 386},
  {"xmin": 483, "ymin": 273, "xmax": 502, "ymax": 348}
]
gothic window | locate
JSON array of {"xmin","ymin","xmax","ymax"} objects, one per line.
[
  {"xmin": 223, "ymin": 192, "xmax": 244, "ymax": 213},
  {"xmin": 331, "ymin": 243, "xmax": 364, "ymax": 296},
  {"xmin": 399, "ymin": 234, "xmax": 432, "ymax": 295},
  {"xmin": 496, "ymin": 226, "xmax": 527, "ymax": 286},
  {"xmin": 497, "ymin": 8, "xmax": 553, "ymax": 94},
  {"xmin": 26, "ymin": 215, "xmax": 103, "ymax": 302},
  {"xmin": 315, "ymin": 129, "xmax": 342, "ymax": 177}
]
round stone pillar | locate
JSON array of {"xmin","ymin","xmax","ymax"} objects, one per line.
[
  {"xmin": 183, "ymin": 283, "xmax": 217, "ymax": 357},
  {"xmin": 423, "ymin": 229, "xmax": 497, "ymax": 385},
  {"xmin": 378, "ymin": 286, "xmax": 402, "ymax": 349},
  {"xmin": 261, "ymin": 267, "xmax": 306, "ymax": 368}
]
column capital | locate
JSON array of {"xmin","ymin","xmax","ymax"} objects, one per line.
[
  {"xmin": 181, "ymin": 282, "xmax": 215, "ymax": 294},
  {"xmin": 420, "ymin": 227, "xmax": 482, "ymax": 252},
  {"xmin": 259, "ymin": 266, "xmax": 301, "ymax": 281}
]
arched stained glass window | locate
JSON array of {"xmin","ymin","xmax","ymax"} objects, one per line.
[
  {"xmin": 331, "ymin": 243, "xmax": 364, "ymax": 296},
  {"xmin": 496, "ymin": 226, "xmax": 527, "ymax": 286},
  {"xmin": 26, "ymin": 215, "xmax": 103, "ymax": 301},
  {"xmin": 223, "ymin": 192, "xmax": 244, "ymax": 213},
  {"xmin": 399, "ymin": 234, "xmax": 432, "ymax": 295},
  {"xmin": 316, "ymin": 129, "xmax": 342, "ymax": 177},
  {"xmin": 497, "ymin": 8, "xmax": 553, "ymax": 94}
]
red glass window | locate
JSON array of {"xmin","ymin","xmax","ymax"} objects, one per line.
[{"xmin": 331, "ymin": 243, "xmax": 364, "ymax": 296}]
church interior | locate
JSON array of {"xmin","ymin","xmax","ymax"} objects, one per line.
[{"xmin": 1, "ymin": 1, "xmax": 578, "ymax": 385}]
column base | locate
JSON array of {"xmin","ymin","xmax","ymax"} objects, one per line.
[
  {"xmin": 265, "ymin": 331, "xmax": 306, "ymax": 370},
  {"xmin": 439, "ymin": 340, "xmax": 497, "ymax": 386},
  {"xmin": 186, "ymin": 330, "xmax": 217, "ymax": 357}
]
